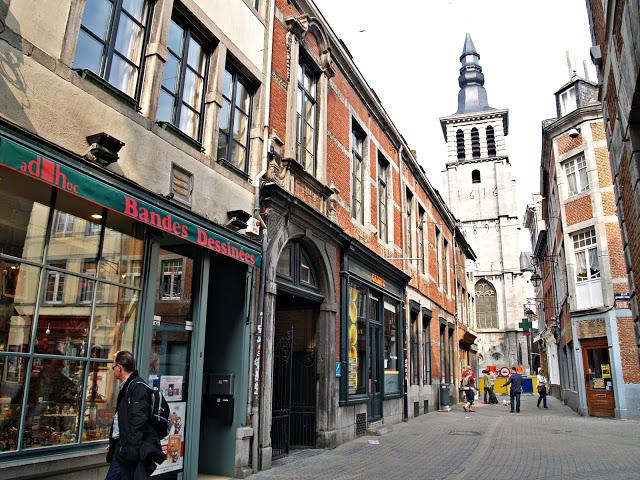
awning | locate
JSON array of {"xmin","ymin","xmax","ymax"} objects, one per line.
[{"xmin": 0, "ymin": 135, "xmax": 261, "ymax": 267}]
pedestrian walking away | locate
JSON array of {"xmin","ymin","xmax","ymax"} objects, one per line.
[
  {"xmin": 504, "ymin": 367, "xmax": 524, "ymax": 413},
  {"xmin": 537, "ymin": 368, "xmax": 549, "ymax": 409},
  {"xmin": 106, "ymin": 351, "xmax": 165, "ymax": 480},
  {"xmin": 462, "ymin": 366, "xmax": 476, "ymax": 412}
]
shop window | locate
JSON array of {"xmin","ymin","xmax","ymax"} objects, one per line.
[
  {"xmin": 378, "ymin": 153, "xmax": 389, "ymax": 242},
  {"xmin": 439, "ymin": 323, "xmax": 446, "ymax": 382},
  {"xmin": 351, "ymin": 122, "xmax": 366, "ymax": 223},
  {"xmin": 422, "ymin": 313, "xmax": 432, "ymax": 385},
  {"xmin": 85, "ymin": 219, "xmax": 102, "ymax": 236},
  {"xmin": 0, "ymin": 170, "xmax": 144, "ymax": 452},
  {"xmin": 410, "ymin": 310, "xmax": 419, "ymax": 385},
  {"xmin": 347, "ymin": 283, "xmax": 367, "ymax": 395},
  {"xmin": 160, "ymin": 259, "xmax": 183, "ymax": 300},
  {"xmin": 157, "ymin": 16, "xmax": 209, "ymax": 141},
  {"xmin": 217, "ymin": 67, "xmax": 253, "ymax": 173},
  {"xmin": 296, "ymin": 61, "xmax": 318, "ymax": 174},
  {"xmin": 475, "ymin": 279, "xmax": 498, "ymax": 328},
  {"xmin": 564, "ymin": 155, "xmax": 589, "ymax": 196},
  {"xmin": 383, "ymin": 301, "xmax": 400, "ymax": 394},
  {"xmin": 73, "ymin": 0, "xmax": 151, "ymax": 99}
]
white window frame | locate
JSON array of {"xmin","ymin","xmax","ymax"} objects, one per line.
[
  {"xmin": 560, "ymin": 87, "xmax": 577, "ymax": 116},
  {"xmin": 160, "ymin": 259, "xmax": 183, "ymax": 300},
  {"xmin": 563, "ymin": 155, "xmax": 589, "ymax": 196},
  {"xmin": 572, "ymin": 228, "xmax": 600, "ymax": 283}
]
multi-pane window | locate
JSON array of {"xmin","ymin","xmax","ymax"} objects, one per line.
[
  {"xmin": 422, "ymin": 314, "xmax": 431, "ymax": 385},
  {"xmin": 486, "ymin": 125, "xmax": 496, "ymax": 156},
  {"xmin": 475, "ymin": 279, "xmax": 498, "ymax": 328},
  {"xmin": 45, "ymin": 261, "xmax": 67, "ymax": 304},
  {"xmin": 406, "ymin": 189, "xmax": 413, "ymax": 263},
  {"xmin": 351, "ymin": 125, "xmax": 366, "ymax": 223},
  {"xmin": 378, "ymin": 155, "xmax": 389, "ymax": 242},
  {"xmin": 296, "ymin": 62, "xmax": 317, "ymax": 173},
  {"xmin": 471, "ymin": 127, "xmax": 480, "ymax": 158},
  {"xmin": 559, "ymin": 87, "xmax": 577, "ymax": 116},
  {"xmin": 53, "ymin": 212, "xmax": 75, "ymax": 237},
  {"xmin": 456, "ymin": 129, "xmax": 465, "ymax": 160},
  {"xmin": 418, "ymin": 207, "xmax": 426, "ymax": 274},
  {"xmin": 157, "ymin": 18, "xmax": 208, "ymax": 140},
  {"xmin": 444, "ymin": 238, "xmax": 450, "ymax": 294},
  {"xmin": 217, "ymin": 68, "xmax": 252, "ymax": 172},
  {"xmin": 573, "ymin": 228, "xmax": 600, "ymax": 282},
  {"xmin": 410, "ymin": 311, "xmax": 419, "ymax": 385},
  {"xmin": 160, "ymin": 259, "xmax": 183, "ymax": 300},
  {"xmin": 74, "ymin": 0, "xmax": 150, "ymax": 98},
  {"xmin": 435, "ymin": 226, "xmax": 441, "ymax": 285},
  {"xmin": 383, "ymin": 302, "xmax": 400, "ymax": 394},
  {"xmin": 564, "ymin": 155, "xmax": 589, "ymax": 196},
  {"xmin": 78, "ymin": 260, "xmax": 100, "ymax": 303}
]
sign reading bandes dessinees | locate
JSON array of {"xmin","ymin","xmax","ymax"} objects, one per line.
[{"xmin": 0, "ymin": 136, "xmax": 261, "ymax": 267}]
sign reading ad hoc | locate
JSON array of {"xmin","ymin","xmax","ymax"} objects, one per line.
[{"xmin": 0, "ymin": 137, "xmax": 261, "ymax": 267}]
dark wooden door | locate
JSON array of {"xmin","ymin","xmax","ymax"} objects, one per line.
[
  {"xmin": 271, "ymin": 328, "xmax": 293, "ymax": 460},
  {"xmin": 581, "ymin": 338, "xmax": 615, "ymax": 417}
]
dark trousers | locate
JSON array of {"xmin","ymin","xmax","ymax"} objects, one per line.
[
  {"xmin": 484, "ymin": 386, "xmax": 493, "ymax": 404},
  {"xmin": 510, "ymin": 391, "xmax": 521, "ymax": 412},
  {"xmin": 105, "ymin": 443, "xmax": 134, "ymax": 480},
  {"xmin": 537, "ymin": 390, "xmax": 548, "ymax": 408}
]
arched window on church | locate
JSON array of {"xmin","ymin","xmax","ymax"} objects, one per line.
[
  {"xmin": 475, "ymin": 279, "xmax": 497, "ymax": 328},
  {"xmin": 456, "ymin": 129, "xmax": 465, "ymax": 160},
  {"xmin": 472, "ymin": 169, "xmax": 481, "ymax": 184},
  {"xmin": 471, "ymin": 128, "xmax": 480, "ymax": 158},
  {"xmin": 486, "ymin": 126, "xmax": 496, "ymax": 156}
]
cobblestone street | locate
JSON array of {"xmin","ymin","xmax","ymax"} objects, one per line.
[{"xmin": 250, "ymin": 395, "xmax": 640, "ymax": 480}]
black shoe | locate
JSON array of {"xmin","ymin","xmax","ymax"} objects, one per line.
[
  {"xmin": 544, "ymin": 406, "xmax": 548, "ymax": 409},
  {"xmin": 510, "ymin": 410, "xmax": 514, "ymax": 413},
  {"xmin": 516, "ymin": 410, "xmax": 520, "ymax": 413}
]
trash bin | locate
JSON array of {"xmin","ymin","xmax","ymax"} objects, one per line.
[{"xmin": 440, "ymin": 383, "xmax": 451, "ymax": 409}]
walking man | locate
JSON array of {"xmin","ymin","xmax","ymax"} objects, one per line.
[
  {"xmin": 537, "ymin": 368, "xmax": 549, "ymax": 409},
  {"xmin": 106, "ymin": 351, "xmax": 164, "ymax": 480},
  {"xmin": 482, "ymin": 369, "xmax": 494, "ymax": 404},
  {"xmin": 504, "ymin": 367, "xmax": 524, "ymax": 413}
]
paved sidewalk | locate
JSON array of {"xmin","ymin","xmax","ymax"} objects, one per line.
[{"xmin": 250, "ymin": 395, "xmax": 640, "ymax": 480}]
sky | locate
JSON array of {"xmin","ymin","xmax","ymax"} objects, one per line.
[{"xmin": 314, "ymin": 0, "xmax": 596, "ymax": 241}]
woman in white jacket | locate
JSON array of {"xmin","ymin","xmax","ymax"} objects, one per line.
[{"xmin": 536, "ymin": 369, "xmax": 548, "ymax": 408}]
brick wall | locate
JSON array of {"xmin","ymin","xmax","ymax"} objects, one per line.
[
  {"xmin": 617, "ymin": 317, "xmax": 640, "ymax": 384},
  {"xmin": 565, "ymin": 195, "xmax": 593, "ymax": 226},
  {"xmin": 557, "ymin": 132, "xmax": 583, "ymax": 155}
]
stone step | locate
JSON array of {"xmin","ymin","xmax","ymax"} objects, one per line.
[{"xmin": 367, "ymin": 420, "xmax": 393, "ymax": 436}]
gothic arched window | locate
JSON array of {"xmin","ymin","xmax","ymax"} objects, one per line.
[
  {"xmin": 475, "ymin": 279, "xmax": 497, "ymax": 328},
  {"xmin": 486, "ymin": 126, "xmax": 496, "ymax": 156},
  {"xmin": 456, "ymin": 129, "xmax": 465, "ymax": 160},
  {"xmin": 471, "ymin": 128, "xmax": 480, "ymax": 158},
  {"xmin": 472, "ymin": 169, "xmax": 481, "ymax": 184}
]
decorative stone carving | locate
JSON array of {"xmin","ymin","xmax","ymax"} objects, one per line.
[
  {"xmin": 326, "ymin": 182, "xmax": 339, "ymax": 222},
  {"xmin": 285, "ymin": 15, "xmax": 309, "ymax": 40}
]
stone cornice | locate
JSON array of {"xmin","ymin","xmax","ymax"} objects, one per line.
[{"xmin": 439, "ymin": 109, "xmax": 510, "ymax": 138}]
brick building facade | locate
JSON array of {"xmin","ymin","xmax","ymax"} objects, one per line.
[
  {"xmin": 534, "ymin": 73, "xmax": 640, "ymax": 418},
  {"xmin": 257, "ymin": 0, "xmax": 476, "ymax": 470}
]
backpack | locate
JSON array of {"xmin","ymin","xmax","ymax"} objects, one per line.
[{"xmin": 128, "ymin": 380, "xmax": 171, "ymax": 440}]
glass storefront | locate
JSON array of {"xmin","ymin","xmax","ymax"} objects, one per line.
[{"xmin": 0, "ymin": 168, "xmax": 144, "ymax": 452}]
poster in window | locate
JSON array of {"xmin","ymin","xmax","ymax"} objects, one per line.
[
  {"xmin": 153, "ymin": 402, "xmax": 185, "ymax": 475},
  {"xmin": 160, "ymin": 375, "xmax": 183, "ymax": 401},
  {"xmin": 347, "ymin": 287, "xmax": 359, "ymax": 394}
]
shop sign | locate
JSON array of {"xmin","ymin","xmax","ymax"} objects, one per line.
[
  {"xmin": 0, "ymin": 137, "xmax": 261, "ymax": 266},
  {"xmin": 371, "ymin": 273, "xmax": 385, "ymax": 288},
  {"xmin": 601, "ymin": 364, "xmax": 611, "ymax": 379},
  {"xmin": 154, "ymin": 401, "xmax": 186, "ymax": 475}
]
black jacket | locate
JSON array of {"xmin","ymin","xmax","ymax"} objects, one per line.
[{"xmin": 107, "ymin": 372, "xmax": 165, "ymax": 478}]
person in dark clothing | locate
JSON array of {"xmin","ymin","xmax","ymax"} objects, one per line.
[
  {"xmin": 504, "ymin": 368, "xmax": 524, "ymax": 413},
  {"xmin": 106, "ymin": 351, "xmax": 164, "ymax": 480}
]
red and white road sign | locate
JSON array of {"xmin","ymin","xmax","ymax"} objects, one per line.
[{"xmin": 499, "ymin": 367, "xmax": 511, "ymax": 377}]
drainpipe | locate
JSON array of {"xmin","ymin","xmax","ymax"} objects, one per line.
[
  {"xmin": 452, "ymin": 233, "xmax": 462, "ymax": 388},
  {"xmin": 251, "ymin": 0, "xmax": 275, "ymax": 472},
  {"xmin": 397, "ymin": 144, "xmax": 409, "ymax": 422}
]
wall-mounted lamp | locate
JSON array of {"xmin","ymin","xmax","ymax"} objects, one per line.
[
  {"xmin": 85, "ymin": 132, "xmax": 125, "ymax": 166},
  {"xmin": 568, "ymin": 127, "xmax": 581, "ymax": 139}
]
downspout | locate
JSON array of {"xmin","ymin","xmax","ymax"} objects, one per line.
[
  {"xmin": 251, "ymin": 0, "xmax": 275, "ymax": 472},
  {"xmin": 452, "ymin": 233, "xmax": 462, "ymax": 387},
  {"xmin": 398, "ymin": 144, "xmax": 408, "ymax": 422}
]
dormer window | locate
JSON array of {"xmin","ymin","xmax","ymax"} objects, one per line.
[{"xmin": 559, "ymin": 86, "xmax": 577, "ymax": 116}]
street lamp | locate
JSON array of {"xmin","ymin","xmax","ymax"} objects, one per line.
[{"xmin": 530, "ymin": 271, "xmax": 542, "ymax": 288}]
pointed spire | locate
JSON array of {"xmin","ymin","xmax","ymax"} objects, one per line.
[{"xmin": 456, "ymin": 34, "xmax": 493, "ymax": 114}]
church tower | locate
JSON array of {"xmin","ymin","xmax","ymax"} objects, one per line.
[{"xmin": 440, "ymin": 34, "xmax": 531, "ymax": 373}]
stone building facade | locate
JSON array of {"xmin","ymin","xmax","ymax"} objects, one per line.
[
  {"xmin": 585, "ymin": 0, "xmax": 640, "ymax": 403},
  {"xmin": 441, "ymin": 35, "xmax": 532, "ymax": 376},
  {"xmin": 536, "ymin": 73, "xmax": 640, "ymax": 418}
]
